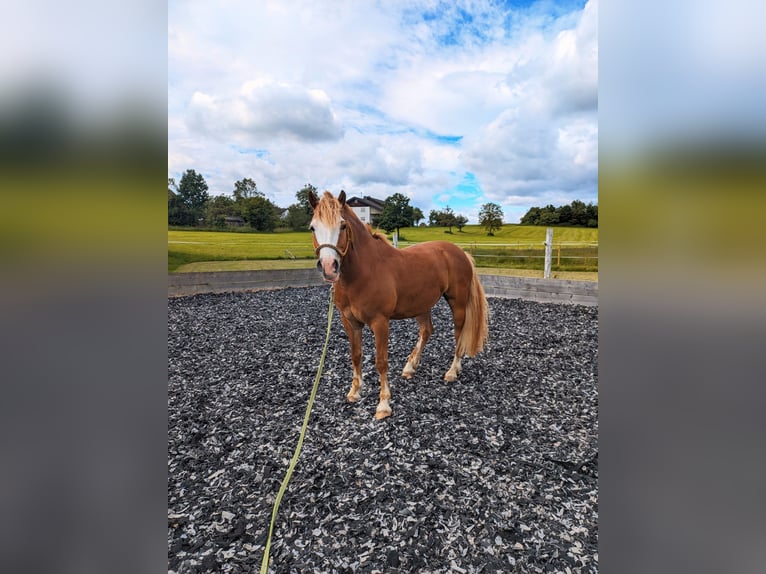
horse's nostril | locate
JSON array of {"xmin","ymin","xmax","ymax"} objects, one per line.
[{"xmin": 333, "ymin": 260, "xmax": 339, "ymax": 273}]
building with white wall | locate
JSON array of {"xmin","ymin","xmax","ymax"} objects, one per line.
[{"xmin": 346, "ymin": 195, "xmax": 385, "ymax": 226}]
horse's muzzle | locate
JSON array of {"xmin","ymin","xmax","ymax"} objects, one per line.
[{"xmin": 317, "ymin": 257, "xmax": 340, "ymax": 283}]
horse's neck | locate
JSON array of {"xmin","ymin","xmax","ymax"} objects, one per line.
[
  {"xmin": 350, "ymin": 215, "xmax": 393, "ymax": 254},
  {"xmin": 341, "ymin": 214, "xmax": 393, "ymax": 279}
]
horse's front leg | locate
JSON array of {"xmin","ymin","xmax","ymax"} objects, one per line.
[
  {"xmin": 370, "ymin": 318, "xmax": 392, "ymax": 420},
  {"xmin": 341, "ymin": 315, "xmax": 363, "ymax": 402}
]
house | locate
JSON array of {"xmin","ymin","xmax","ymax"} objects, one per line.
[
  {"xmin": 224, "ymin": 216, "xmax": 245, "ymax": 227},
  {"xmin": 346, "ymin": 195, "xmax": 385, "ymax": 226}
]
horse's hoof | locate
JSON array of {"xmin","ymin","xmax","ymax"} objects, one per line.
[
  {"xmin": 375, "ymin": 400, "xmax": 392, "ymax": 419},
  {"xmin": 347, "ymin": 392, "xmax": 361, "ymax": 403},
  {"xmin": 444, "ymin": 372, "xmax": 458, "ymax": 382},
  {"xmin": 374, "ymin": 409, "xmax": 391, "ymax": 420},
  {"xmin": 402, "ymin": 368, "xmax": 414, "ymax": 380}
]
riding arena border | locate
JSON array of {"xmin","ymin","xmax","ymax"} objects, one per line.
[{"xmin": 167, "ymin": 269, "xmax": 598, "ymax": 306}]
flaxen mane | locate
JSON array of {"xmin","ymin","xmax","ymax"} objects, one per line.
[
  {"xmin": 313, "ymin": 191, "xmax": 343, "ymax": 226},
  {"xmin": 368, "ymin": 225, "xmax": 391, "ymax": 244},
  {"xmin": 314, "ymin": 191, "xmax": 389, "ymax": 244}
]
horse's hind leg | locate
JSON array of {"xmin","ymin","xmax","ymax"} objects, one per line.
[
  {"xmin": 445, "ymin": 354, "xmax": 463, "ymax": 382},
  {"xmin": 402, "ymin": 312, "xmax": 432, "ymax": 379},
  {"xmin": 444, "ymin": 295, "xmax": 466, "ymax": 382}
]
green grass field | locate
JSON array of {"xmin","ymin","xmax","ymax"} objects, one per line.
[
  {"xmin": 168, "ymin": 229, "xmax": 314, "ymax": 271},
  {"xmin": 394, "ymin": 224, "xmax": 596, "ymax": 245},
  {"xmin": 168, "ymin": 224, "xmax": 598, "ymax": 277}
]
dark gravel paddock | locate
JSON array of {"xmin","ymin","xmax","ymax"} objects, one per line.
[{"xmin": 168, "ymin": 286, "xmax": 598, "ymax": 573}]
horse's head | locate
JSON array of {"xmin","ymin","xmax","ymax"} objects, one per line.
[{"xmin": 308, "ymin": 190, "xmax": 352, "ymax": 283}]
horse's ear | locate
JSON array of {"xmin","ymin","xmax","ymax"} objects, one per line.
[
  {"xmin": 308, "ymin": 190, "xmax": 318, "ymax": 209},
  {"xmin": 338, "ymin": 190, "xmax": 346, "ymax": 205}
]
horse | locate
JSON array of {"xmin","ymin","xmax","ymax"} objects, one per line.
[{"xmin": 308, "ymin": 190, "xmax": 489, "ymax": 420}]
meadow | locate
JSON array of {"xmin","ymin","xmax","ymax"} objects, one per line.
[{"xmin": 168, "ymin": 224, "xmax": 598, "ymax": 278}]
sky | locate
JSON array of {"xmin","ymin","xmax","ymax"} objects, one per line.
[{"xmin": 169, "ymin": 0, "xmax": 598, "ymax": 224}]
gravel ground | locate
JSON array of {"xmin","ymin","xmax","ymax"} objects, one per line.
[{"xmin": 168, "ymin": 286, "xmax": 598, "ymax": 573}]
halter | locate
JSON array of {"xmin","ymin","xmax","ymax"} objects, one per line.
[{"xmin": 314, "ymin": 221, "xmax": 353, "ymax": 260}]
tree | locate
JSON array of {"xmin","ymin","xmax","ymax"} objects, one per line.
[
  {"xmin": 538, "ymin": 205, "xmax": 560, "ymax": 226},
  {"xmin": 412, "ymin": 207, "xmax": 425, "ymax": 226},
  {"xmin": 378, "ymin": 193, "xmax": 414, "ymax": 238},
  {"xmin": 558, "ymin": 204, "xmax": 573, "ymax": 225},
  {"xmin": 241, "ymin": 195, "xmax": 278, "ymax": 231},
  {"xmin": 520, "ymin": 206, "xmax": 541, "ymax": 226},
  {"xmin": 285, "ymin": 204, "xmax": 311, "ymax": 231},
  {"xmin": 178, "ymin": 170, "xmax": 209, "ymax": 210},
  {"xmin": 284, "ymin": 184, "xmax": 316, "ymax": 231},
  {"xmin": 167, "ymin": 178, "xmax": 186, "ymax": 226},
  {"xmin": 585, "ymin": 203, "xmax": 598, "ymax": 227},
  {"xmin": 172, "ymin": 169, "xmax": 210, "ymax": 225},
  {"xmin": 295, "ymin": 183, "xmax": 317, "ymax": 213},
  {"xmin": 233, "ymin": 177, "xmax": 260, "ymax": 201},
  {"xmin": 429, "ymin": 206, "xmax": 458, "ymax": 232},
  {"xmin": 205, "ymin": 195, "xmax": 238, "ymax": 228},
  {"xmin": 569, "ymin": 199, "xmax": 587, "ymax": 226},
  {"xmin": 229, "ymin": 177, "xmax": 277, "ymax": 231},
  {"xmin": 479, "ymin": 202, "xmax": 503, "ymax": 236},
  {"xmin": 519, "ymin": 200, "xmax": 597, "ymax": 227},
  {"xmin": 455, "ymin": 214, "xmax": 468, "ymax": 232}
]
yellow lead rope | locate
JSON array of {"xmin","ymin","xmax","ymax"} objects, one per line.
[{"xmin": 260, "ymin": 286, "xmax": 335, "ymax": 574}]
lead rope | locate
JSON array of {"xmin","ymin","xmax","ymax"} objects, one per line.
[{"xmin": 260, "ymin": 286, "xmax": 335, "ymax": 574}]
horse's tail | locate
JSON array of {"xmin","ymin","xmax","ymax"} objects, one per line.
[{"xmin": 456, "ymin": 254, "xmax": 489, "ymax": 357}]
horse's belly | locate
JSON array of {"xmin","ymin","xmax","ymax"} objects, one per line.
[{"xmin": 390, "ymin": 289, "xmax": 442, "ymax": 320}]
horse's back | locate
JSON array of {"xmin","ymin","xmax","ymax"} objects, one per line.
[
  {"xmin": 395, "ymin": 240, "xmax": 474, "ymax": 302},
  {"xmin": 401, "ymin": 240, "xmax": 473, "ymax": 276}
]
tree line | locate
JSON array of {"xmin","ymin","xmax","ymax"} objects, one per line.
[
  {"xmin": 374, "ymin": 193, "xmax": 503, "ymax": 237},
  {"xmin": 168, "ymin": 169, "xmax": 317, "ymax": 232},
  {"xmin": 426, "ymin": 203, "xmax": 504, "ymax": 236},
  {"xmin": 168, "ymin": 169, "xmax": 505, "ymax": 235},
  {"xmin": 520, "ymin": 200, "xmax": 598, "ymax": 227}
]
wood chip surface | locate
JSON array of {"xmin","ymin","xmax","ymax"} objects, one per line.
[{"xmin": 168, "ymin": 287, "xmax": 598, "ymax": 573}]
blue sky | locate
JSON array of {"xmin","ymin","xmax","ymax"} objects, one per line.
[{"xmin": 169, "ymin": 0, "xmax": 597, "ymax": 223}]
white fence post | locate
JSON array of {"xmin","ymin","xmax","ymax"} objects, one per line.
[
  {"xmin": 544, "ymin": 227, "xmax": 553, "ymax": 279},
  {"xmin": 393, "ymin": 229, "xmax": 399, "ymax": 248}
]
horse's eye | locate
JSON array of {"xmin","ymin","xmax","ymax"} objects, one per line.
[{"xmin": 340, "ymin": 221, "xmax": 347, "ymax": 230}]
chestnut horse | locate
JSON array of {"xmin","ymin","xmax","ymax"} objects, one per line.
[{"xmin": 309, "ymin": 190, "xmax": 489, "ymax": 419}]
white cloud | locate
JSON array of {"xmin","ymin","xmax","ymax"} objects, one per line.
[
  {"xmin": 335, "ymin": 132, "xmax": 423, "ymax": 186},
  {"xmin": 461, "ymin": 0, "xmax": 598, "ymax": 210},
  {"xmin": 187, "ymin": 80, "xmax": 343, "ymax": 143},
  {"xmin": 381, "ymin": 58, "xmax": 512, "ymax": 136},
  {"xmin": 169, "ymin": 0, "xmax": 599, "ymax": 222},
  {"xmin": 544, "ymin": 0, "xmax": 598, "ymax": 115}
]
